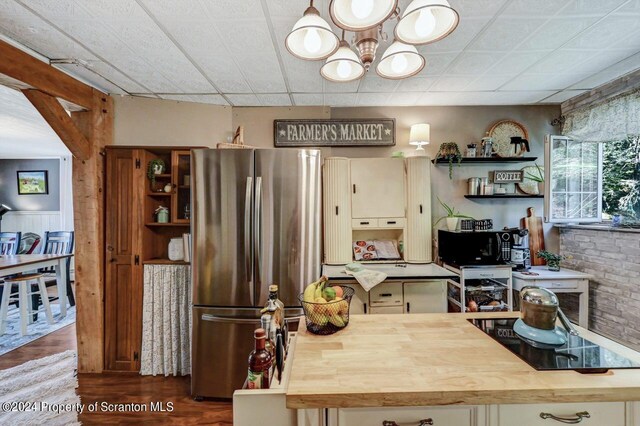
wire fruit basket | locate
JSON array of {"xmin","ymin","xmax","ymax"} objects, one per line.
[{"xmin": 299, "ymin": 286, "xmax": 354, "ymax": 335}]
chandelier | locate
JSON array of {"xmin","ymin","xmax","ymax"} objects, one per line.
[{"xmin": 285, "ymin": 0, "xmax": 459, "ymax": 82}]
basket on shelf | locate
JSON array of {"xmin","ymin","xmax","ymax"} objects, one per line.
[
  {"xmin": 465, "ymin": 288, "xmax": 509, "ymax": 312},
  {"xmin": 299, "ymin": 286, "xmax": 354, "ymax": 335}
]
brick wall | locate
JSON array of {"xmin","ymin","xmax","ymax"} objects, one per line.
[{"xmin": 559, "ymin": 226, "xmax": 640, "ymax": 351}]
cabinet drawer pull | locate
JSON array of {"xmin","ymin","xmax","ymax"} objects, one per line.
[
  {"xmin": 539, "ymin": 411, "xmax": 590, "ymax": 423},
  {"xmin": 419, "ymin": 204, "xmax": 423, "ymax": 214},
  {"xmin": 353, "ymin": 184, "xmax": 356, "ymax": 194},
  {"xmin": 383, "ymin": 419, "xmax": 433, "ymax": 426},
  {"xmin": 360, "ymin": 221, "xmax": 370, "ymax": 225},
  {"xmin": 387, "ymin": 221, "xmax": 396, "ymax": 224},
  {"xmin": 335, "ymin": 206, "xmax": 339, "ymax": 215},
  {"xmin": 379, "ymin": 293, "xmax": 392, "ymax": 297}
]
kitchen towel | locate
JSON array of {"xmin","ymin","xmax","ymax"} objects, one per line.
[{"xmin": 345, "ymin": 262, "xmax": 387, "ymax": 292}]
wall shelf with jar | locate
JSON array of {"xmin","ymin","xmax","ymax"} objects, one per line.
[{"xmin": 432, "ymin": 157, "xmax": 538, "ymax": 165}]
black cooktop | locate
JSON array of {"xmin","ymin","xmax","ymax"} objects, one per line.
[{"xmin": 470, "ymin": 318, "xmax": 640, "ymax": 373}]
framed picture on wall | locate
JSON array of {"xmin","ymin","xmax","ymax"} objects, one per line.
[{"xmin": 17, "ymin": 170, "xmax": 49, "ymax": 195}]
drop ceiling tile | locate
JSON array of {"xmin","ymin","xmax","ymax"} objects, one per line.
[
  {"xmin": 182, "ymin": 52, "xmax": 253, "ymax": 93},
  {"xmin": 137, "ymin": 0, "xmax": 210, "ymax": 20},
  {"xmin": 200, "ymin": 0, "xmax": 265, "ymax": 20},
  {"xmin": 563, "ymin": 15, "xmax": 640, "ymax": 49},
  {"xmin": 324, "ymin": 80, "xmax": 360, "ymax": 93},
  {"xmin": 421, "ymin": 17, "xmax": 493, "ymax": 53},
  {"xmin": 501, "ymin": 73, "xmax": 591, "ymax": 91},
  {"xmin": 283, "ymin": 58, "xmax": 323, "ymax": 92},
  {"xmin": 386, "ymin": 92, "xmax": 420, "ymax": 106},
  {"xmin": 568, "ymin": 52, "xmax": 640, "ymax": 89},
  {"xmin": 293, "ymin": 93, "xmax": 323, "ymax": 106},
  {"xmin": 415, "ymin": 92, "xmax": 460, "ymax": 105},
  {"xmin": 485, "ymin": 50, "xmax": 552, "ymax": 75},
  {"xmin": 558, "ymin": 0, "xmax": 628, "ymax": 16},
  {"xmin": 447, "ymin": 52, "xmax": 502, "ymax": 75},
  {"xmin": 538, "ymin": 90, "xmax": 587, "ymax": 103},
  {"xmin": 356, "ymin": 93, "xmax": 391, "ymax": 106},
  {"xmin": 78, "ymin": 0, "xmax": 149, "ymax": 20},
  {"xmin": 617, "ymin": 0, "xmax": 640, "ymax": 14},
  {"xmin": 213, "ymin": 19, "xmax": 274, "ymax": 54},
  {"xmin": 324, "ymin": 93, "xmax": 358, "ymax": 107},
  {"xmin": 573, "ymin": 49, "xmax": 640, "ymax": 76},
  {"xmin": 465, "ymin": 75, "xmax": 514, "ymax": 91},
  {"xmin": 468, "ymin": 17, "xmax": 548, "ymax": 51},
  {"xmin": 501, "ymin": 0, "xmax": 572, "ymax": 17},
  {"xmin": 396, "ymin": 77, "xmax": 437, "ymax": 92},
  {"xmin": 358, "ymin": 75, "xmax": 400, "ymax": 93},
  {"xmin": 227, "ymin": 94, "xmax": 261, "ymax": 106},
  {"xmin": 235, "ymin": 54, "xmax": 287, "ymax": 92},
  {"xmin": 190, "ymin": 94, "xmax": 229, "ymax": 105},
  {"xmin": 526, "ymin": 49, "xmax": 598, "ymax": 74},
  {"xmin": 430, "ymin": 76, "xmax": 474, "ymax": 92},
  {"xmin": 520, "ymin": 17, "xmax": 600, "ymax": 50},
  {"xmin": 54, "ymin": 63, "xmax": 127, "ymax": 95},
  {"xmin": 256, "ymin": 93, "xmax": 291, "ymax": 106},
  {"xmin": 448, "ymin": 0, "xmax": 509, "ymax": 18},
  {"xmin": 419, "ymin": 53, "xmax": 460, "ymax": 75},
  {"xmin": 267, "ymin": 0, "xmax": 308, "ymax": 18},
  {"xmin": 457, "ymin": 91, "xmax": 556, "ymax": 105},
  {"xmin": 18, "ymin": 0, "xmax": 93, "ymax": 20}
]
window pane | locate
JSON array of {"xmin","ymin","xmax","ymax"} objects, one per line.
[
  {"xmin": 552, "ymin": 193, "xmax": 567, "ymax": 218},
  {"xmin": 582, "ymin": 193, "xmax": 598, "ymax": 217},
  {"xmin": 567, "ymin": 193, "xmax": 582, "ymax": 218}
]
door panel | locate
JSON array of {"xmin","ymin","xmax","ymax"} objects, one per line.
[
  {"xmin": 254, "ymin": 149, "xmax": 321, "ymax": 307},
  {"xmin": 105, "ymin": 149, "xmax": 143, "ymax": 372},
  {"xmin": 192, "ymin": 149, "xmax": 255, "ymax": 307},
  {"xmin": 404, "ymin": 281, "xmax": 446, "ymax": 313},
  {"xmin": 191, "ymin": 307, "xmax": 262, "ymax": 398},
  {"xmin": 351, "ymin": 158, "xmax": 405, "ymax": 218}
]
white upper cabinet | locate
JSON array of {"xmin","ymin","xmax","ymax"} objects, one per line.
[
  {"xmin": 405, "ymin": 157, "xmax": 432, "ymax": 262},
  {"xmin": 323, "ymin": 157, "xmax": 353, "ymax": 264},
  {"xmin": 350, "ymin": 158, "xmax": 406, "ymax": 219}
]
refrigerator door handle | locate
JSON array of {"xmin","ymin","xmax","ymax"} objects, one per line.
[
  {"xmin": 201, "ymin": 314, "xmax": 260, "ymax": 324},
  {"xmin": 254, "ymin": 176, "xmax": 263, "ymax": 300},
  {"xmin": 245, "ymin": 176, "xmax": 253, "ymax": 289}
]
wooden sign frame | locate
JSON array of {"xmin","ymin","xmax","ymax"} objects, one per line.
[
  {"xmin": 493, "ymin": 170, "xmax": 524, "ymax": 183},
  {"xmin": 274, "ymin": 119, "xmax": 395, "ymax": 147}
]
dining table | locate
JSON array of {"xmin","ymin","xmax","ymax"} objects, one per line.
[{"xmin": 0, "ymin": 254, "xmax": 73, "ymax": 317}]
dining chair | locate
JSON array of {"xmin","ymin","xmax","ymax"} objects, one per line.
[
  {"xmin": 32, "ymin": 231, "xmax": 75, "ymax": 318},
  {"xmin": 0, "ymin": 232, "xmax": 21, "ymax": 255}
]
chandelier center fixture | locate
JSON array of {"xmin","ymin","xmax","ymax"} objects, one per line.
[{"xmin": 285, "ymin": 0, "xmax": 459, "ymax": 82}]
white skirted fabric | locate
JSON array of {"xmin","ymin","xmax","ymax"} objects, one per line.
[
  {"xmin": 141, "ymin": 264, "xmax": 192, "ymax": 376},
  {"xmin": 0, "ymin": 350, "xmax": 80, "ymax": 425},
  {"xmin": 562, "ymin": 88, "xmax": 640, "ymax": 143}
]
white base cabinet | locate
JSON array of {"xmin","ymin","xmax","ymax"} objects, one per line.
[
  {"xmin": 329, "ymin": 406, "xmax": 479, "ymax": 426},
  {"xmin": 340, "ymin": 283, "xmax": 369, "ymax": 314},
  {"xmin": 404, "ymin": 281, "xmax": 447, "ymax": 314},
  {"xmin": 493, "ymin": 402, "xmax": 626, "ymax": 426}
]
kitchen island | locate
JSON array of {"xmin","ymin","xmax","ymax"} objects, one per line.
[{"xmin": 285, "ymin": 312, "xmax": 640, "ymax": 425}]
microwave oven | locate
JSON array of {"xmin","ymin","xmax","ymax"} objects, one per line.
[{"xmin": 438, "ymin": 229, "xmax": 519, "ymax": 266}]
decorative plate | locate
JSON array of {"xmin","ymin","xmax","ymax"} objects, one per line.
[
  {"xmin": 488, "ymin": 120, "xmax": 529, "ymax": 158},
  {"xmin": 518, "ymin": 165, "xmax": 544, "ymax": 195}
]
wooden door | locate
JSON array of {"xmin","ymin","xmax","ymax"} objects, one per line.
[
  {"xmin": 323, "ymin": 157, "xmax": 353, "ymax": 264},
  {"xmin": 404, "ymin": 281, "xmax": 447, "ymax": 313},
  {"xmin": 350, "ymin": 158, "xmax": 405, "ymax": 218},
  {"xmin": 104, "ymin": 148, "xmax": 144, "ymax": 371},
  {"xmin": 171, "ymin": 150, "xmax": 191, "ymax": 224}
]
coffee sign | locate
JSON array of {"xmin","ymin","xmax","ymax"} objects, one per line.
[
  {"xmin": 493, "ymin": 170, "xmax": 523, "ymax": 183},
  {"xmin": 274, "ymin": 119, "xmax": 395, "ymax": 147}
]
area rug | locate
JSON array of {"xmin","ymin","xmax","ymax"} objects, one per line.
[
  {"xmin": 0, "ymin": 305, "xmax": 76, "ymax": 356},
  {"xmin": 0, "ymin": 350, "xmax": 80, "ymax": 425}
]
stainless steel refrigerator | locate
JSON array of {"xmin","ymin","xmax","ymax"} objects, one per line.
[{"xmin": 190, "ymin": 148, "xmax": 321, "ymax": 399}]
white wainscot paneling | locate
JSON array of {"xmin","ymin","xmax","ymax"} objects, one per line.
[{"xmin": 1, "ymin": 211, "xmax": 62, "ymax": 245}]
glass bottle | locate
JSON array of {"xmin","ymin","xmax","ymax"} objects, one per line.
[
  {"xmin": 247, "ymin": 328, "xmax": 272, "ymax": 389},
  {"xmin": 268, "ymin": 285, "xmax": 287, "ymax": 352},
  {"xmin": 260, "ymin": 313, "xmax": 275, "ymax": 358}
]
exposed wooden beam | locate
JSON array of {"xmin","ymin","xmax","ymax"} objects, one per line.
[
  {"xmin": 71, "ymin": 92, "xmax": 112, "ymax": 373},
  {"xmin": 22, "ymin": 89, "xmax": 91, "ymax": 160},
  {"xmin": 561, "ymin": 68, "xmax": 640, "ymax": 115},
  {"xmin": 0, "ymin": 39, "xmax": 96, "ymax": 110}
]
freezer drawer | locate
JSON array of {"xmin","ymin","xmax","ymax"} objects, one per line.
[{"xmin": 191, "ymin": 307, "xmax": 262, "ymax": 399}]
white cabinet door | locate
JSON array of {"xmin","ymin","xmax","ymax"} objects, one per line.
[
  {"xmin": 405, "ymin": 156, "xmax": 432, "ymax": 262},
  {"xmin": 404, "ymin": 281, "xmax": 446, "ymax": 313},
  {"xmin": 340, "ymin": 283, "xmax": 368, "ymax": 315},
  {"xmin": 323, "ymin": 158, "xmax": 352, "ymax": 264},
  {"xmin": 350, "ymin": 158, "xmax": 405, "ymax": 219},
  {"xmin": 497, "ymin": 402, "xmax": 625, "ymax": 426}
]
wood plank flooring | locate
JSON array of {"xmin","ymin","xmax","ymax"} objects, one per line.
[{"xmin": 0, "ymin": 323, "xmax": 234, "ymax": 424}]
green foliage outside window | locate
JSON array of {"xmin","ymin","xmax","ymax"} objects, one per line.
[{"xmin": 602, "ymin": 135, "xmax": 640, "ymax": 222}]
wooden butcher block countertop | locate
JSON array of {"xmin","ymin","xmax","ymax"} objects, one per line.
[{"xmin": 286, "ymin": 312, "xmax": 640, "ymax": 409}]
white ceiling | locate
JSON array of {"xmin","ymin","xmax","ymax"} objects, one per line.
[
  {"xmin": 0, "ymin": 84, "xmax": 70, "ymax": 157},
  {"xmin": 0, "ymin": 0, "xmax": 639, "ymax": 107}
]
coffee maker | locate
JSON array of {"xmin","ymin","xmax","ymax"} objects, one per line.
[{"xmin": 510, "ymin": 229, "xmax": 531, "ymax": 271}]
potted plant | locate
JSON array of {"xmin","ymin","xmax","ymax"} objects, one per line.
[
  {"xmin": 434, "ymin": 197, "xmax": 473, "ymax": 231},
  {"xmin": 525, "ymin": 163, "xmax": 544, "ymax": 194},
  {"xmin": 437, "ymin": 142, "xmax": 462, "ymax": 179},
  {"xmin": 536, "ymin": 250, "xmax": 571, "ymax": 271},
  {"xmin": 147, "ymin": 159, "xmax": 166, "ymax": 187}
]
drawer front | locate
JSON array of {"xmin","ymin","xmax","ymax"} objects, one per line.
[
  {"xmin": 378, "ymin": 217, "xmax": 406, "ymax": 228},
  {"xmin": 498, "ymin": 402, "xmax": 625, "ymax": 426},
  {"xmin": 336, "ymin": 406, "xmax": 474, "ymax": 426},
  {"xmin": 369, "ymin": 282, "xmax": 403, "ymax": 307},
  {"xmin": 369, "ymin": 306, "xmax": 404, "ymax": 314},
  {"xmin": 534, "ymin": 279, "xmax": 580, "ymax": 290},
  {"xmin": 463, "ymin": 267, "xmax": 512, "ymax": 280},
  {"xmin": 352, "ymin": 219, "xmax": 378, "ymax": 229}
]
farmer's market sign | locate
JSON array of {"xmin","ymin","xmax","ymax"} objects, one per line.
[{"xmin": 274, "ymin": 119, "xmax": 395, "ymax": 147}]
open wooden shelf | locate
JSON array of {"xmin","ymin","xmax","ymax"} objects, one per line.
[
  {"xmin": 143, "ymin": 258, "xmax": 190, "ymax": 265},
  {"xmin": 146, "ymin": 191, "xmax": 172, "ymax": 197},
  {"xmin": 465, "ymin": 194, "xmax": 543, "ymax": 199},
  {"xmin": 145, "ymin": 222, "xmax": 190, "ymax": 227},
  {"xmin": 152, "ymin": 173, "xmax": 172, "ymax": 178},
  {"xmin": 433, "ymin": 156, "xmax": 538, "ymax": 165}
]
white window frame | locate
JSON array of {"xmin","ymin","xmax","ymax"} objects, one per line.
[{"xmin": 544, "ymin": 135, "xmax": 603, "ymax": 223}]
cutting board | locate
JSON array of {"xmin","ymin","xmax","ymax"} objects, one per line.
[{"xmin": 520, "ymin": 207, "xmax": 545, "ymax": 265}]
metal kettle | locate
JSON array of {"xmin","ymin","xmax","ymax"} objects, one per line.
[{"xmin": 520, "ymin": 287, "xmax": 579, "ymax": 336}]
